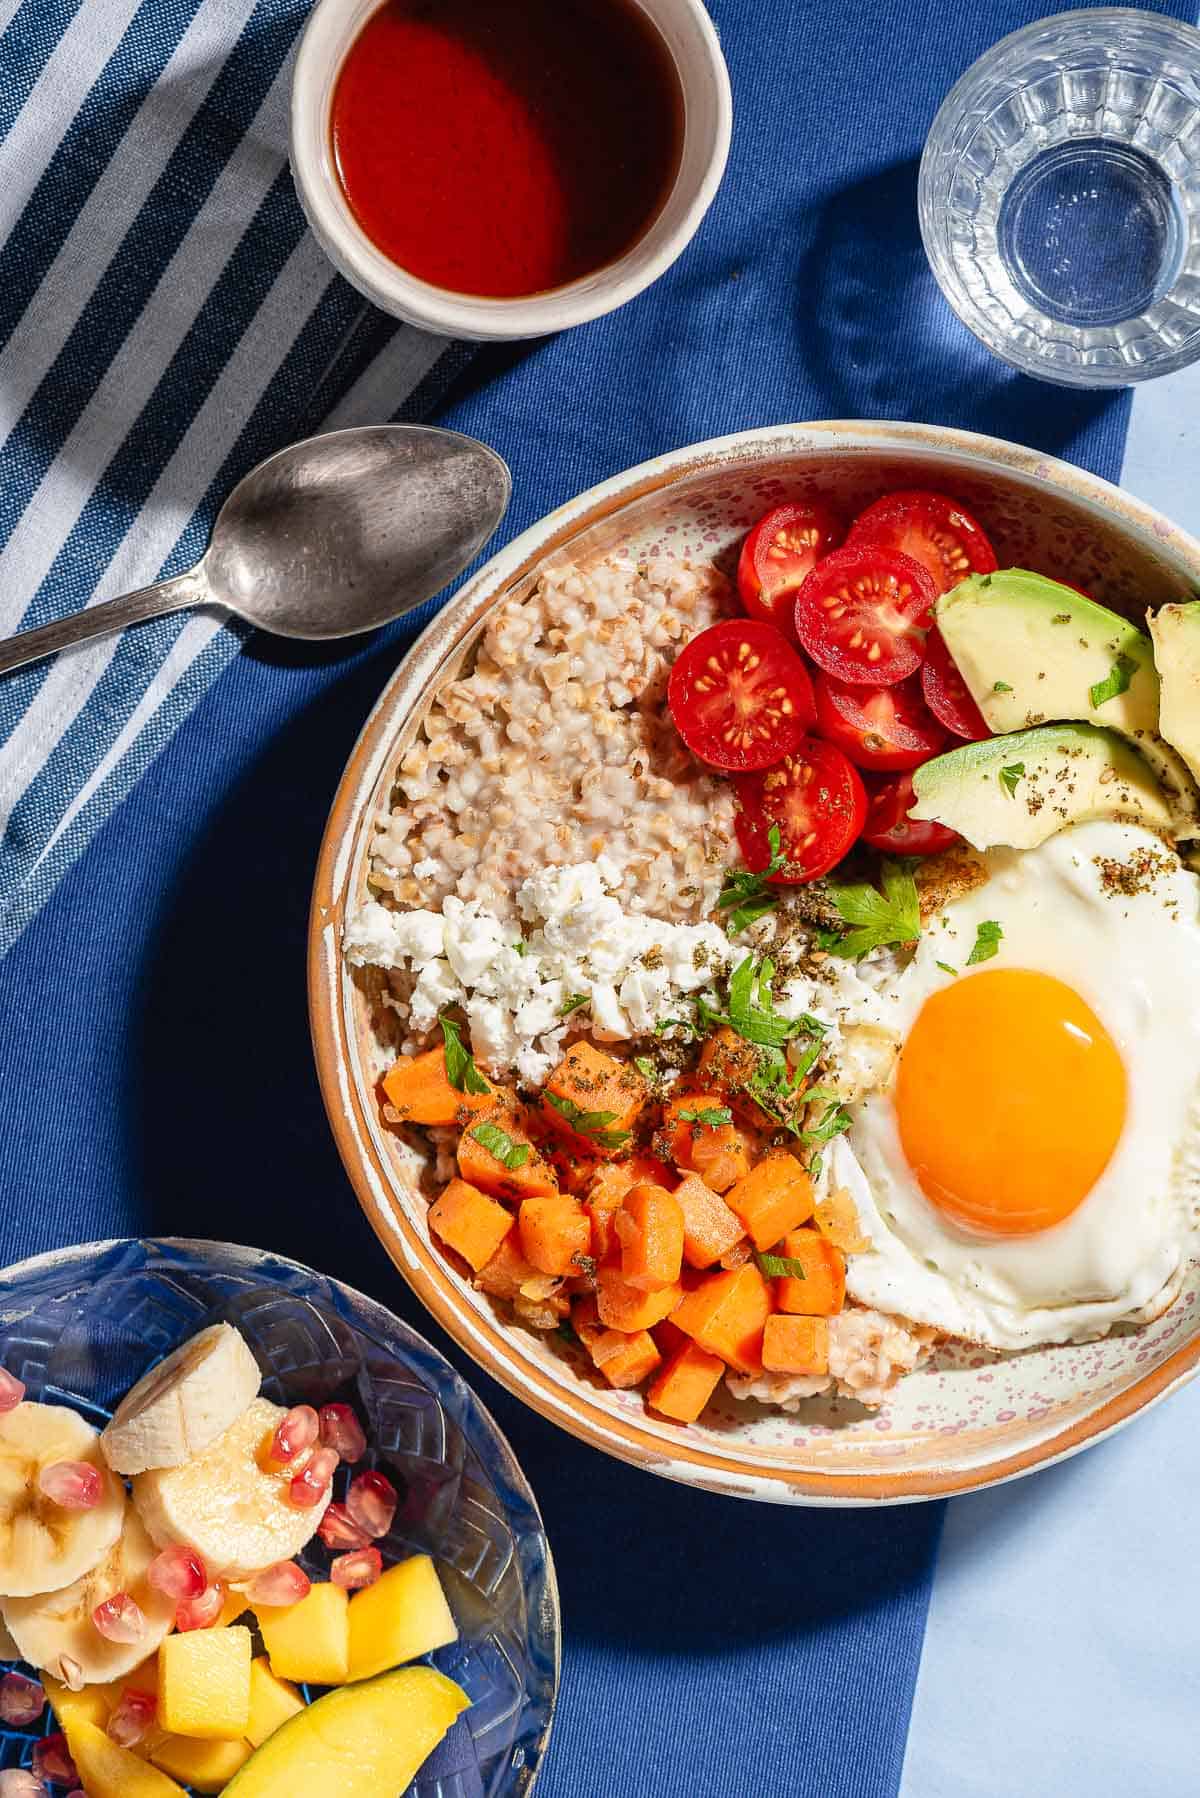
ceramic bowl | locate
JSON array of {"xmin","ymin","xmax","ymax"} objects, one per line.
[
  {"xmin": 289, "ymin": 0, "xmax": 732, "ymax": 341},
  {"xmin": 310, "ymin": 419, "xmax": 1200, "ymax": 1506}
]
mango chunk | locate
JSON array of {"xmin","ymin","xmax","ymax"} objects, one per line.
[
  {"xmin": 64, "ymin": 1718, "xmax": 186, "ymax": 1798},
  {"xmin": 224, "ymin": 1666, "xmax": 468, "ymax": 1797},
  {"xmin": 247, "ymin": 1654, "xmax": 305, "ymax": 1748},
  {"xmin": 44, "ymin": 1672, "xmax": 109, "ymax": 1734},
  {"xmin": 158, "ymin": 1625, "xmax": 252, "ymax": 1739},
  {"xmin": 257, "ymin": 1579, "xmax": 349, "ymax": 1686},
  {"xmin": 150, "ymin": 1733, "xmax": 253, "ymax": 1794},
  {"xmin": 348, "ymin": 1554, "xmax": 457, "ymax": 1682}
]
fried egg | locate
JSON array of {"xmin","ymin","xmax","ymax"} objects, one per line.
[{"xmin": 840, "ymin": 821, "xmax": 1200, "ymax": 1349}]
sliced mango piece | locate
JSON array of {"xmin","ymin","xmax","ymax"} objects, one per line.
[
  {"xmin": 158, "ymin": 1625, "xmax": 252, "ymax": 1739},
  {"xmin": 257, "ymin": 1579, "xmax": 349, "ymax": 1686},
  {"xmin": 247, "ymin": 1654, "xmax": 305, "ymax": 1748},
  {"xmin": 223, "ymin": 1666, "xmax": 468, "ymax": 1797},
  {"xmin": 44, "ymin": 1672, "xmax": 109, "ymax": 1734},
  {"xmin": 64, "ymin": 1718, "xmax": 186, "ymax": 1798},
  {"xmin": 150, "ymin": 1733, "xmax": 253, "ymax": 1794},
  {"xmin": 348, "ymin": 1554, "xmax": 457, "ymax": 1683}
]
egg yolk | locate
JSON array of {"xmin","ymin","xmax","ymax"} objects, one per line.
[{"xmin": 895, "ymin": 967, "xmax": 1126, "ymax": 1236}]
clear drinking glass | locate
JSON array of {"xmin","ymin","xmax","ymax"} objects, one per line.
[{"xmin": 920, "ymin": 7, "xmax": 1200, "ymax": 386}]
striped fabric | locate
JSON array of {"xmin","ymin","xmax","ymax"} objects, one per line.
[{"xmin": 0, "ymin": 0, "xmax": 463, "ymax": 960}]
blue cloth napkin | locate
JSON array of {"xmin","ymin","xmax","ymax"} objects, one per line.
[{"xmin": 0, "ymin": 2, "xmax": 1194, "ymax": 1796}]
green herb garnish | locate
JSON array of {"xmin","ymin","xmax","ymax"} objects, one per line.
[
  {"xmin": 633, "ymin": 1056, "xmax": 657, "ymax": 1082},
  {"xmin": 544, "ymin": 1092, "xmax": 632, "ymax": 1152},
  {"xmin": 560, "ymin": 993, "xmax": 590, "ymax": 1017},
  {"xmin": 717, "ymin": 825, "xmax": 787, "ymax": 936},
  {"xmin": 725, "ymin": 956, "xmax": 801, "ymax": 1049},
  {"xmin": 557, "ymin": 1318, "xmax": 582, "ymax": 1349},
  {"xmin": 440, "ymin": 1015, "xmax": 491, "ymax": 1096},
  {"xmin": 935, "ymin": 960, "xmax": 958, "ymax": 977},
  {"xmin": 999, "ymin": 762, "xmax": 1024, "ymax": 799},
  {"xmin": 678, "ymin": 1105, "xmax": 733, "ymax": 1130},
  {"xmin": 1089, "ymin": 653, "xmax": 1138, "ymax": 709},
  {"xmin": 471, "ymin": 1120, "xmax": 530, "ymax": 1170},
  {"xmin": 966, "ymin": 920, "xmax": 1003, "ymax": 965},
  {"xmin": 825, "ymin": 858, "xmax": 921, "ymax": 959},
  {"xmin": 512, "ymin": 940, "xmax": 527, "ymax": 956},
  {"xmin": 757, "ymin": 1251, "xmax": 807, "ymax": 1279},
  {"xmin": 993, "ymin": 680, "xmax": 1013, "ymax": 693},
  {"xmin": 799, "ymin": 1092, "xmax": 852, "ymax": 1149}
]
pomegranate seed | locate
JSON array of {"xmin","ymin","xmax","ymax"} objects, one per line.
[
  {"xmin": 148, "ymin": 1545, "xmax": 207, "ymax": 1602},
  {"xmin": 175, "ymin": 1581, "xmax": 225, "ymax": 1632},
  {"xmin": 241, "ymin": 1560, "xmax": 311, "ymax": 1608},
  {"xmin": 330, "ymin": 1546, "xmax": 382, "ymax": 1592},
  {"xmin": 106, "ymin": 1686, "xmax": 156, "ymax": 1750},
  {"xmin": 32, "ymin": 1732, "xmax": 76, "ymax": 1785},
  {"xmin": 0, "ymin": 1369, "xmax": 25, "ymax": 1415},
  {"xmin": 269, "ymin": 1405, "xmax": 319, "ymax": 1467},
  {"xmin": 318, "ymin": 1403, "xmax": 366, "ymax": 1463},
  {"xmin": 317, "ymin": 1502, "xmax": 370, "ymax": 1552},
  {"xmin": 0, "ymin": 1771, "xmax": 46, "ymax": 1797},
  {"xmin": 345, "ymin": 1470, "xmax": 397, "ymax": 1540},
  {"xmin": 92, "ymin": 1593, "xmax": 145, "ymax": 1646},
  {"xmin": 37, "ymin": 1462, "xmax": 101, "ymax": 1510},
  {"xmin": 287, "ymin": 1446, "xmax": 338, "ymax": 1510},
  {"xmin": 0, "ymin": 1672, "xmax": 44, "ymax": 1727}
]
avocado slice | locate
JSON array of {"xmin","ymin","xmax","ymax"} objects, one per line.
[
  {"xmin": 1147, "ymin": 601, "xmax": 1200, "ymax": 786},
  {"xmin": 909, "ymin": 722, "xmax": 1176, "ymax": 851},
  {"xmin": 936, "ymin": 569, "xmax": 1200, "ymax": 835}
]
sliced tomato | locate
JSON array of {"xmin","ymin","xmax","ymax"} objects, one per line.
[
  {"xmin": 667, "ymin": 619, "xmax": 816, "ymax": 771},
  {"xmin": 860, "ymin": 771, "xmax": 959, "ymax": 856},
  {"xmin": 794, "ymin": 546, "xmax": 936, "ymax": 686},
  {"xmin": 813, "ymin": 670, "xmax": 946, "ymax": 772},
  {"xmin": 733, "ymin": 736, "xmax": 867, "ymax": 883},
  {"xmin": 736, "ymin": 503, "xmax": 841, "ymax": 639},
  {"xmin": 919, "ymin": 625, "xmax": 990, "ymax": 740},
  {"xmin": 846, "ymin": 489, "xmax": 998, "ymax": 596}
]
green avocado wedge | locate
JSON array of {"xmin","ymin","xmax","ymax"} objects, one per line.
[
  {"xmin": 1147, "ymin": 601, "xmax": 1200, "ymax": 787},
  {"xmin": 935, "ymin": 569, "xmax": 1200, "ymax": 835},
  {"xmin": 222, "ymin": 1665, "xmax": 469, "ymax": 1798},
  {"xmin": 909, "ymin": 722, "xmax": 1176, "ymax": 851}
]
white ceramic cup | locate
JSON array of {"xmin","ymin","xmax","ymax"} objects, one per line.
[{"xmin": 289, "ymin": 0, "xmax": 733, "ymax": 341}]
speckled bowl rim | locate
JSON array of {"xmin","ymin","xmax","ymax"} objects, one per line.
[{"xmin": 309, "ymin": 419, "xmax": 1200, "ymax": 1506}]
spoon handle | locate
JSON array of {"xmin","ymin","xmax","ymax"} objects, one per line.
[{"xmin": 0, "ymin": 570, "xmax": 206, "ymax": 676}]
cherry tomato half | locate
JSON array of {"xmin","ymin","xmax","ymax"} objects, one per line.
[
  {"xmin": 736, "ymin": 503, "xmax": 842, "ymax": 639},
  {"xmin": 860, "ymin": 771, "xmax": 959, "ymax": 856},
  {"xmin": 667, "ymin": 619, "xmax": 816, "ymax": 771},
  {"xmin": 813, "ymin": 670, "xmax": 947, "ymax": 772},
  {"xmin": 919, "ymin": 625, "xmax": 990, "ymax": 741},
  {"xmin": 846, "ymin": 489, "xmax": 998, "ymax": 596},
  {"xmin": 734, "ymin": 736, "xmax": 867, "ymax": 883},
  {"xmin": 794, "ymin": 546, "xmax": 936, "ymax": 686}
]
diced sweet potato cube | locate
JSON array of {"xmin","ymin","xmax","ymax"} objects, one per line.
[
  {"xmin": 457, "ymin": 1109, "xmax": 559, "ymax": 1202},
  {"xmin": 428, "ymin": 1178, "xmax": 514, "ymax": 1273},
  {"xmin": 761, "ymin": 1314, "xmax": 829, "ymax": 1375},
  {"xmin": 774, "ymin": 1229, "xmax": 846, "ymax": 1316},
  {"xmin": 382, "ymin": 1045, "xmax": 499, "ymax": 1127},
  {"xmin": 475, "ymin": 1234, "xmax": 558, "ymax": 1303},
  {"xmin": 646, "ymin": 1342, "xmax": 726, "ymax": 1423},
  {"xmin": 697, "ymin": 1026, "xmax": 761, "ymax": 1097},
  {"xmin": 673, "ymin": 1173, "xmax": 746, "ymax": 1269},
  {"xmin": 814, "ymin": 1187, "xmax": 870, "ymax": 1253},
  {"xmin": 595, "ymin": 1268, "xmax": 683, "ymax": 1332},
  {"xmin": 726, "ymin": 1154, "xmax": 814, "ymax": 1252},
  {"xmin": 614, "ymin": 1184, "xmax": 684, "ymax": 1291},
  {"xmin": 671, "ymin": 1263, "xmax": 772, "ymax": 1374},
  {"xmin": 720, "ymin": 1237, "xmax": 753, "ymax": 1270},
  {"xmin": 589, "ymin": 1328, "xmax": 662, "ymax": 1389},
  {"xmin": 518, "ymin": 1196, "xmax": 592, "ymax": 1276},
  {"xmin": 542, "ymin": 1042, "xmax": 647, "ymax": 1158},
  {"xmin": 652, "ymin": 1316, "xmax": 689, "ymax": 1359},
  {"xmin": 660, "ymin": 1092, "xmax": 752, "ymax": 1192}
]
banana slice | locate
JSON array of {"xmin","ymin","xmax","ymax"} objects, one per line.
[
  {"xmin": 2, "ymin": 1508, "xmax": 174, "ymax": 1685},
  {"xmin": 0, "ymin": 1404, "xmax": 125, "ymax": 1599},
  {"xmin": 133, "ymin": 1397, "xmax": 330, "ymax": 1581},
  {"xmin": 101, "ymin": 1323, "xmax": 261, "ymax": 1476}
]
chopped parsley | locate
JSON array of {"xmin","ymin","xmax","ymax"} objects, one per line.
[
  {"xmin": 512, "ymin": 940, "xmax": 527, "ymax": 956},
  {"xmin": 633, "ymin": 1056, "xmax": 657, "ymax": 1082},
  {"xmin": 440, "ymin": 1015, "xmax": 491, "ymax": 1096},
  {"xmin": 757, "ymin": 1251, "xmax": 807, "ymax": 1280},
  {"xmin": 825, "ymin": 859, "xmax": 921, "ymax": 959},
  {"xmin": 727, "ymin": 956, "xmax": 800, "ymax": 1049},
  {"xmin": 993, "ymin": 680, "xmax": 1013, "ymax": 693},
  {"xmin": 470, "ymin": 1120, "xmax": 530, "ymax": 1171},
  {"xmin": 717, "ymin": 824, "xmax": 787, "ymax": 935},
  {"xmin": 935, "ymin": 960, "xmax": 958, "ymax": 977},
  {"xmin": 798, "ymin": 1089, "xmax": 852, "ymax": 1150},
  {"xmin": 999, "ymin": 762, "xmax": 1025, "ymax": 799},
  {"xmin": 966, "ymin": 920, "xmax": 1003, "ymax": 965},
  {"xmin": 560, "ymin": 993, "xmax": 590, "ymax": 1017},
  {"xmin": 1089, "ymin": 653, "xmax": 1138, "ymax": 710},
  {"xmin": 544, "ymin": 1092, "xmax": 632, "ymax": 1152},
  {"xmin": 678, "ymin": 1105, "xmax": 733, "ymax": 1130}
]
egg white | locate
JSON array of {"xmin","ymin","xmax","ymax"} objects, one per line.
[{"xmin": 842, "ymin": 822, "xmax": 1200, "ymax": 1349}]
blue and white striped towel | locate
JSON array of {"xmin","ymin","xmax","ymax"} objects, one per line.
[{"xmin": 0, "ymin": 0, "xmax": 464, "ymax": 959}]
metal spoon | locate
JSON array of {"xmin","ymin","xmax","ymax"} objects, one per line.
[{"xmin": 0, "ymin": 424, "xmax": 511, "ymax": 676}]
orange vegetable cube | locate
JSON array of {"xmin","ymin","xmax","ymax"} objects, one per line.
[
  {"xmin": 671, "ymin": 1263, "xmax": 772, "ymax": 1374},
  {"xmin": 542, "ymin": 1043, "xmax": 647, "ymax": 1159},
  {"xmin": 660, "ymin": 1092, "xmax": 752, "ymax": 1192},
  {"xmin": 571, "ymin": 1294, "xmax": 605, "ymax": 1353},
  {"xmin": 761, "ymin": 1314, "xmax": 829, "ymax": 1375},
  {"xmin": 652, "ymin": 1316, "xmax": 689, "ymax": 1359},
  {"xmin": 457, "ymin": 1109, "xmax": 559, "ymax": 1202},
  {"xmin": 814, "ymin": 1187, "xmax": 870, "ymax": 1254},
  {"xmin": 773, "ymin": 1229, "xmax": 846, "ymax": 1316},
  {"xmin": 697, "ymin": 1026, "xmax": 760, "ymax": 1097},
  {"xmin": 589, "ymin": 1328, "xmax": 662, "ymax": 1390},
  {"xmin": 614, "ymin": 1184, "xmax": 684, "ymax": 1291},
  {"xmin": 475, "ymin": 1234, "xmax": 557, "ymax": 1303},
  {"xmin": 595, "ymin": 1268, "xmax": 683, "ymax": 1333},
  {"xmin": 381, "ymin": 1045, "xmax": 499, "ymax": 1128},
  {"xmin": 672, "ymin": 1174, "xmax": 746, "ymax": 1269},
  {"xmin": 518, "ymin": 1196, "xmax": 591, "ymax": 1276},
  {"xmin": 427, "ymin": 1178, "xmax": 514, "ymax": 1273},
  {"xmin": 726, "ymin": 1154, "xmax": 814, "ymax": 1252},
  {"xmin": 646, "ymin": 1341, "xmax": 726, "ymax": 1423}
]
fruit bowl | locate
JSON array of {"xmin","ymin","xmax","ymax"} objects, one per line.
[
  {"xmin": 0, "ymin": 1237, "xmax": 558, "ymax": 1792},
  {"xmin": 310, "ymin": 418, "xmax": 1200, "ymax": 1506}
]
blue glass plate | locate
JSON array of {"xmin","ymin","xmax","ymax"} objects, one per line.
[{"xmin": 0, "ymin": 1237, "xmax": 559, "ymax": 1795}]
